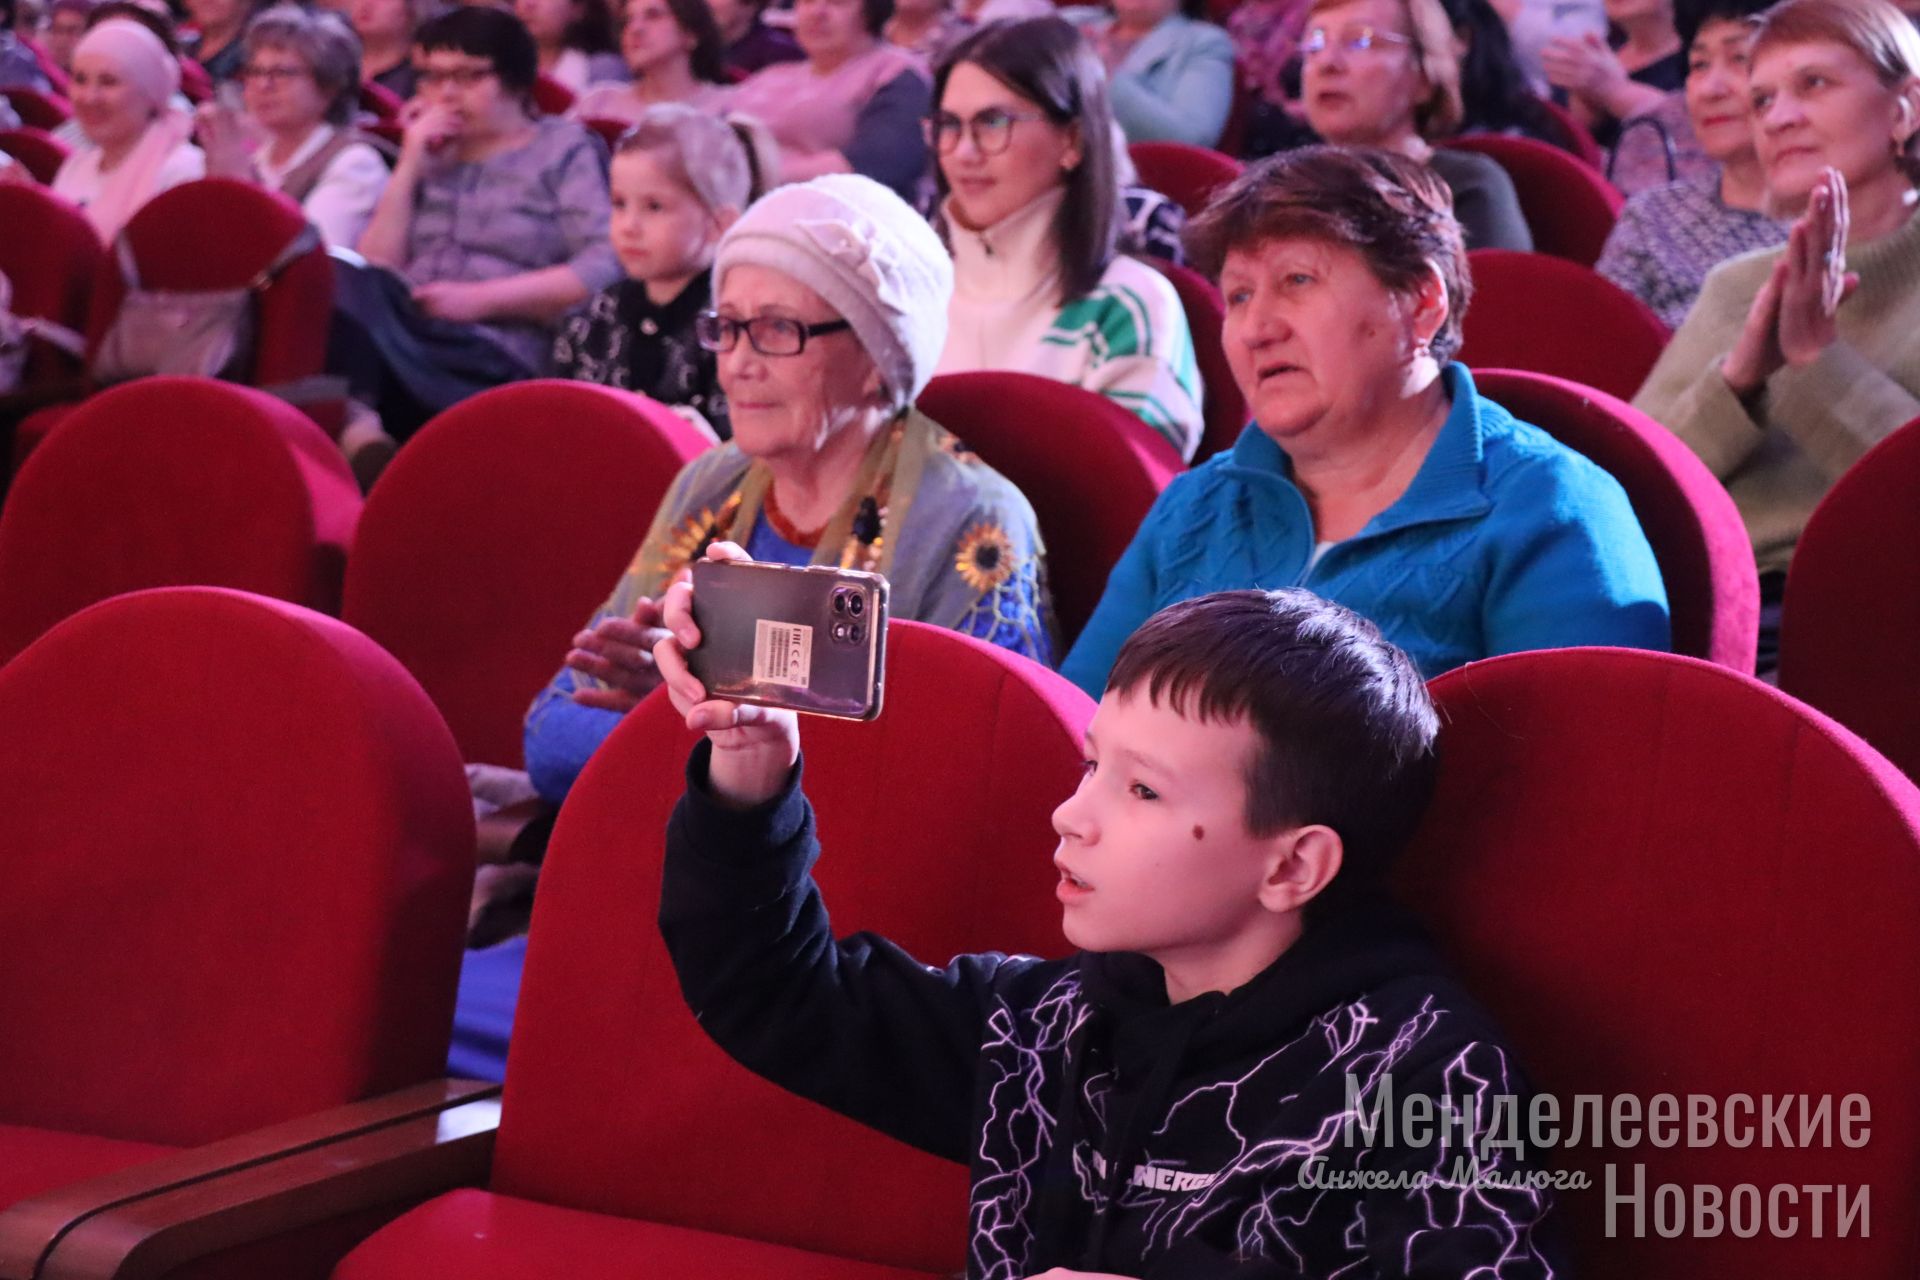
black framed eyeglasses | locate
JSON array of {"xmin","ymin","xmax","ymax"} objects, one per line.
[
  {"xmin": 237, "ymin": 64, "xmax": 313, "ymax": 84},
  {"xmin": 1300, "ymin": 24, "xmax": 1416, "ymax": 56},
  {"xmin": 923, "ymin": 106, "xmax": 1049, "ymax": 156},
  {"xmin": 695, "ymin": 311, "xmax": 854, "ymax": 357},
  {"xmin": 415, "ymin": 64, "xmax": 499, "ymax": 89}
]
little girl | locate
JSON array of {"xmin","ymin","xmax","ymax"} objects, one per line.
[{"xmin": 551, "ymin": 103, "xmax": 772, "ymax": 440}]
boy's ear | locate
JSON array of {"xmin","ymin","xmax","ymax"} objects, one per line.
[
  {"xmin": 713, "ymin": 205, "xmax": 742, "ymax": 236},
  {"xmin": 1257, "ymin": 825, "xmax": 1343, "ymax": 915}
]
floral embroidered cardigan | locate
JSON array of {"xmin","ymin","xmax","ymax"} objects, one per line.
[{"xmin": 522, "ymin": 409, "xmax": 1053, "ymax": 802}]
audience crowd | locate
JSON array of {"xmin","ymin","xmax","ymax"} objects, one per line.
[{"xmin": 4, "ymin": 0, "xmax": 1920, "ymax": 1259}]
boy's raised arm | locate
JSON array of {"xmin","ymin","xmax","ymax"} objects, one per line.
[{"xmin": 659, "ymin": 740, "xmax": 1026, "ymax": 1163}]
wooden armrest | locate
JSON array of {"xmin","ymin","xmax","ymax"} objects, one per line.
[{"xmin": 0, "ymin": 1079, "xmax": 500, "ymax": 1280}]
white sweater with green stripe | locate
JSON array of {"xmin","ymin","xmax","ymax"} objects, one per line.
[{"xmin": 936, "ymin": 190, "xmax": 1205, "ymax": 460}]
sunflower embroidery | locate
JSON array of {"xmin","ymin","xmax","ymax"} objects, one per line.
[
  {"xmin": 647, "ymin": 492, "xmax": 743, "ymax": 580},
  {"xmin": 954, "ymin": 521, "xmax": 1018, "ymax": 593}
]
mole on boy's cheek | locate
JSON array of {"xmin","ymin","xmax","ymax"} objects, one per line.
[{"xmin": 1192, "ymin": 824, "xmax": 1205, "ymax": 841}]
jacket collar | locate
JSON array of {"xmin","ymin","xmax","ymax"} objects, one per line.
[
  {"xmin": 942, "ymin": 187, "xmax": 1066, "ymax": 303},
  {"xmin": 1224, "ymin": 362, "xmax": 1494, "ymax": 538}
]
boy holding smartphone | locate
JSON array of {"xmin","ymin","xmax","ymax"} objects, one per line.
[{"xmin": 653, "ymin": 547, "xmax": 1567, "ymax": 1278}]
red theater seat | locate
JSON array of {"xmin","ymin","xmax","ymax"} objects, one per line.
[
  {"xmin": 1143, "ymin": 255, "xmax": 1248, "ymax": 463},
  {"xmin": 1537, "ymin": 97, "xmax": 1605, "ymax": 169},
  {"xmin": 920, "ymin": 370, "xmax": 1179, "ymax": 649},
  {"xmin": 1402, "ymin": 647, "xmax": 1920, "ymax": 1277},
  {"xmin": 1127, "ymin": 140, "xmax": 1243, "ymax": 218},
  {"xmin": 1441, "ymin": 133, "xmax": 1623, "ymax": 265},
  {"xmin": 0, "ymin": 183, "xmax": 97, "ymax": 396},
  {"xmin": 582, "ymin": 115, "xmax": 628, "ymax": 151},
  {"xmin": 359, "ymin": 77, "xmax": 404, "ymax": 121},
  {"xmin": 1779, "ymin": 414, "xmax": 1920, "ymax": 780},
  {"xmin": 0, "ymin": 84, "xmax": 69, "ymax": 129},
  {"xmin": 335, "ymin": 621, "xmax": 1093, "ymax": 1278},
  {"xmin": 0, "ymin": 377, "xmax": 360, "ymax": 662},
  {"xmin": 1473, "ymin": 369, "xmax": 1759, "ymax": 670},
  {"xmin": 90, "ymin": 178, "xmax": 334, "ymax": 391},
  {"xmin": 341, "ymin": 380, "xmax": 712, "ymax": 766},
  {"xmin": 531, "ymin": 72, "xmax": 576, "ymax": 116},
  {"xmin": 1458, "ymin": 250, "xmax": 1669, "ymax": 402},
  {"xmin": 0, "ymin": 124, "xmax": 68, "ymax": 183},
  {"xmin": 0, "ymin": 586, "xmax": 473, "ymax": 1206}
]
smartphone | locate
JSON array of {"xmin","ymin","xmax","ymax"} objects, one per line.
[{"xmin": 685, "ymin": 560, "xmax": 890, "ymax": 721}]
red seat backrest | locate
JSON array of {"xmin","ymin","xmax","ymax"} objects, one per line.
[
  {"xmin": 86, "ymin": 178, "xmax": 335, "ymax": 389},
  {"xmin": 1127, "ymin": 140, "xmax": 1244, "ymax": 218},
  {"xmin": 1442, "ymin": 133, "xmax": 1623, "ymax": 265},
  {"xmin": 0, "ymin": 377, "xmax": 361, "ymax": 662},
  {"xmin": 1400, "ymin": 647, "xmax": 1920, "ymax": 1276},
  {"xmin": 1458, "ymin": 249, "xmax": 1669, "ymax": 402},
  {"xmin": 0, "ymin": 586, "xmax": 473, "ymax": 1146},
  {"xmin": 491, "ymin": 621, "xmax": 1092, "ymax": 1271},
  {"xmin": 0, "ymin": 85, "xmax": 69, "ymax": 130},
  {"xmin": 1141, "ymin": 256, "xmax": 1247, "ymax": 464},
  {"xmin": 531, "ymin": 72, "xmax": 576, "ymax": 115},
  {"xmin": 919, "ymin": 370, "xmax": 1179, "ymax": 649},
  {"xmin": 0, "ymin": 125, "xmax": 70, "ymax": 184},
  {"xmin": 1535, "ymin": 96, "xmax": 1605, "ymax": 169},
  {"xmin": 1473, "ymin": 369, "xmax": 1758, "ymax": 671},
  {"xmin": 341, "ymin": 380, "xmax": 713, "ymax": 766},
  {"xmin": 1779, "ymin": 415, "xmax": 1920, "ymax": 780},
  {"xmin": 359, "ymin": 77, "xmax": 404, "ymax": 121},
  {"xmin": 582, "ymin": 114, "xmax": 629, "ymax": 152},
  {"xmin": 0, "ymin": 183, "xmax": 98, "ymax": 388}
]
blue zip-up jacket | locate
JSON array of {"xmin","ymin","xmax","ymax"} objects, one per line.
[{"xmin": 1062, "ymin": 364, "xmax": 1671, "ymax": 695}]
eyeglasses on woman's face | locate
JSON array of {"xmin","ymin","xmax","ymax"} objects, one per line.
[
  {"xmin": 414, "ymin": 62, "xmax": 499, "ymax": 89},
  {"xmin": 923, "ymin": 105, "xmax": 1049, "ymax": 155},
  {"xmin": 696, "ymin": 310, "xmax": 854, "ymax": 356},
  {"xmin": 1301, "ymin": 24, "xmax": 1415, "ymax": 57},
  {"xmin": 238, "ymin": 62, "xmax": 314, "ymax": 84}
]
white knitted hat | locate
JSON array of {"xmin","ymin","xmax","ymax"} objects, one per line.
[{"xmin": 713, "ymin": 174, "xmax": 954, "ymax": 406}]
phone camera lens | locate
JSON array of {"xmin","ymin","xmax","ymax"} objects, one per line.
[
  {"xmin": 849, "ymin": 622, "xmax": 865, "ymax": 643},
  {"xmin": 847, "ymin": 593, "xmax": 864, "ymax": 617},
  {"xmin": 831, "ymin": 591, "xmax": 848, "ymax": 615}
]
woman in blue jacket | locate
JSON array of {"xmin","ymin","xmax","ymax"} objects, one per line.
[
  {"xmin": 1062, "ymin": 146, "xmax": 1671, "ymax": 695},
  {"xmin": 1066, "ymin": 0, "xmax": 1236, "ymax": 146}
]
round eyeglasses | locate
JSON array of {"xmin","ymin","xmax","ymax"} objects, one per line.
[
  {"xmin": 923, "ymin": 106, "xmax": 1049, "ymax": 156},
  {"xmin": 1300, "ymin": 25, "xmax": 1416, "ymax": 56}
]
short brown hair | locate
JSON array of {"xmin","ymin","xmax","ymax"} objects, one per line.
[
  {"xmin": 245, "ymin": 5, "xmax": 363, "ymax": 126},
  {"xmin": 1184, "ymin": 145, "xmax": 1473, "ymax": 363},
  {"xmin": 1106, "ymin": 589, "xmax": 1440, "ymax": 910},
  {"xmin": 1751, "ymin": 0, "xmax": 1920, "ymax": 182},
  {"xmin": 1307, "ymin": 0, "xmax": 1465, "ymax": 138}
]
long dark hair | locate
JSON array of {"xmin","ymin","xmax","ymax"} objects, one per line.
[
  {"xmin": 1435, "ymin": 0, "xmax": 1558, "ymax": 142},
  {"xmin": 655, "ymin": 0, "xmax": 727, "ymax": 83},
  {"xmin": 932, "ymin": 17, "xmax": 1118, "ymax": 305}
]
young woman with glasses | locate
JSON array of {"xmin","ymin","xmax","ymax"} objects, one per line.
[
  {"xmin": 1298, "ymin": 0, "xmax": 1533, "ymax": 250},
  {"xmin": 928, "ymin": 17, "xmax": 1204, "ymax": 459}
]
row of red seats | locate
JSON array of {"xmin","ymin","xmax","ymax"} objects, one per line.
[
  {"xmin": 0, "ymin": 368, "xmax": 1765, "ymax": 759},
  {"xmin": 0, "ymin": 582, "xmax": 1913, "ymax": 1278},
  {"xmin": 0, "ymin": 166, "xmax": 1660, "ymax": 483},
  {"xmin": 6, "ymin": 366, "xmax": 1911, "ymax": 784}
]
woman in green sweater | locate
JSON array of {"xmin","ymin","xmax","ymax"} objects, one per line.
[{"xmin": 1633, "ymin": 0, "xmax": 1920, "ymax": 670}]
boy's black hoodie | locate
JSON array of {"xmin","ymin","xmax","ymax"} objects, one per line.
[{"xmin": 661, "ymin": 744, "xmax": 1569, "ymax": 1278}]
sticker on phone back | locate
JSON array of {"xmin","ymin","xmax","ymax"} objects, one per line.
[{"xmin": 753, "ymin": 619, "xmax": 813, "ymax": 689}]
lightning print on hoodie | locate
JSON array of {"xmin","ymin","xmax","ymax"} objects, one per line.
[{"xmin": 660, "ymin": 745, "xmax": 1570, "ymax": 1278}]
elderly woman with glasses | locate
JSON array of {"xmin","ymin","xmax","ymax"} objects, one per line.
[
  {"xmin": 515, "ymin": 173, "xmax": 1052, "ymax": 816},
  {"xmin": 197, "ymin": 5, "xmax": 390, "ymax": 248},
  {"xmin": 930, "ymin": 17, "xmax": 1203, "ymax": 459},
  {"xmin": 1298, "ymin": 0, "xmax": 1533, "ymax": 250}
]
